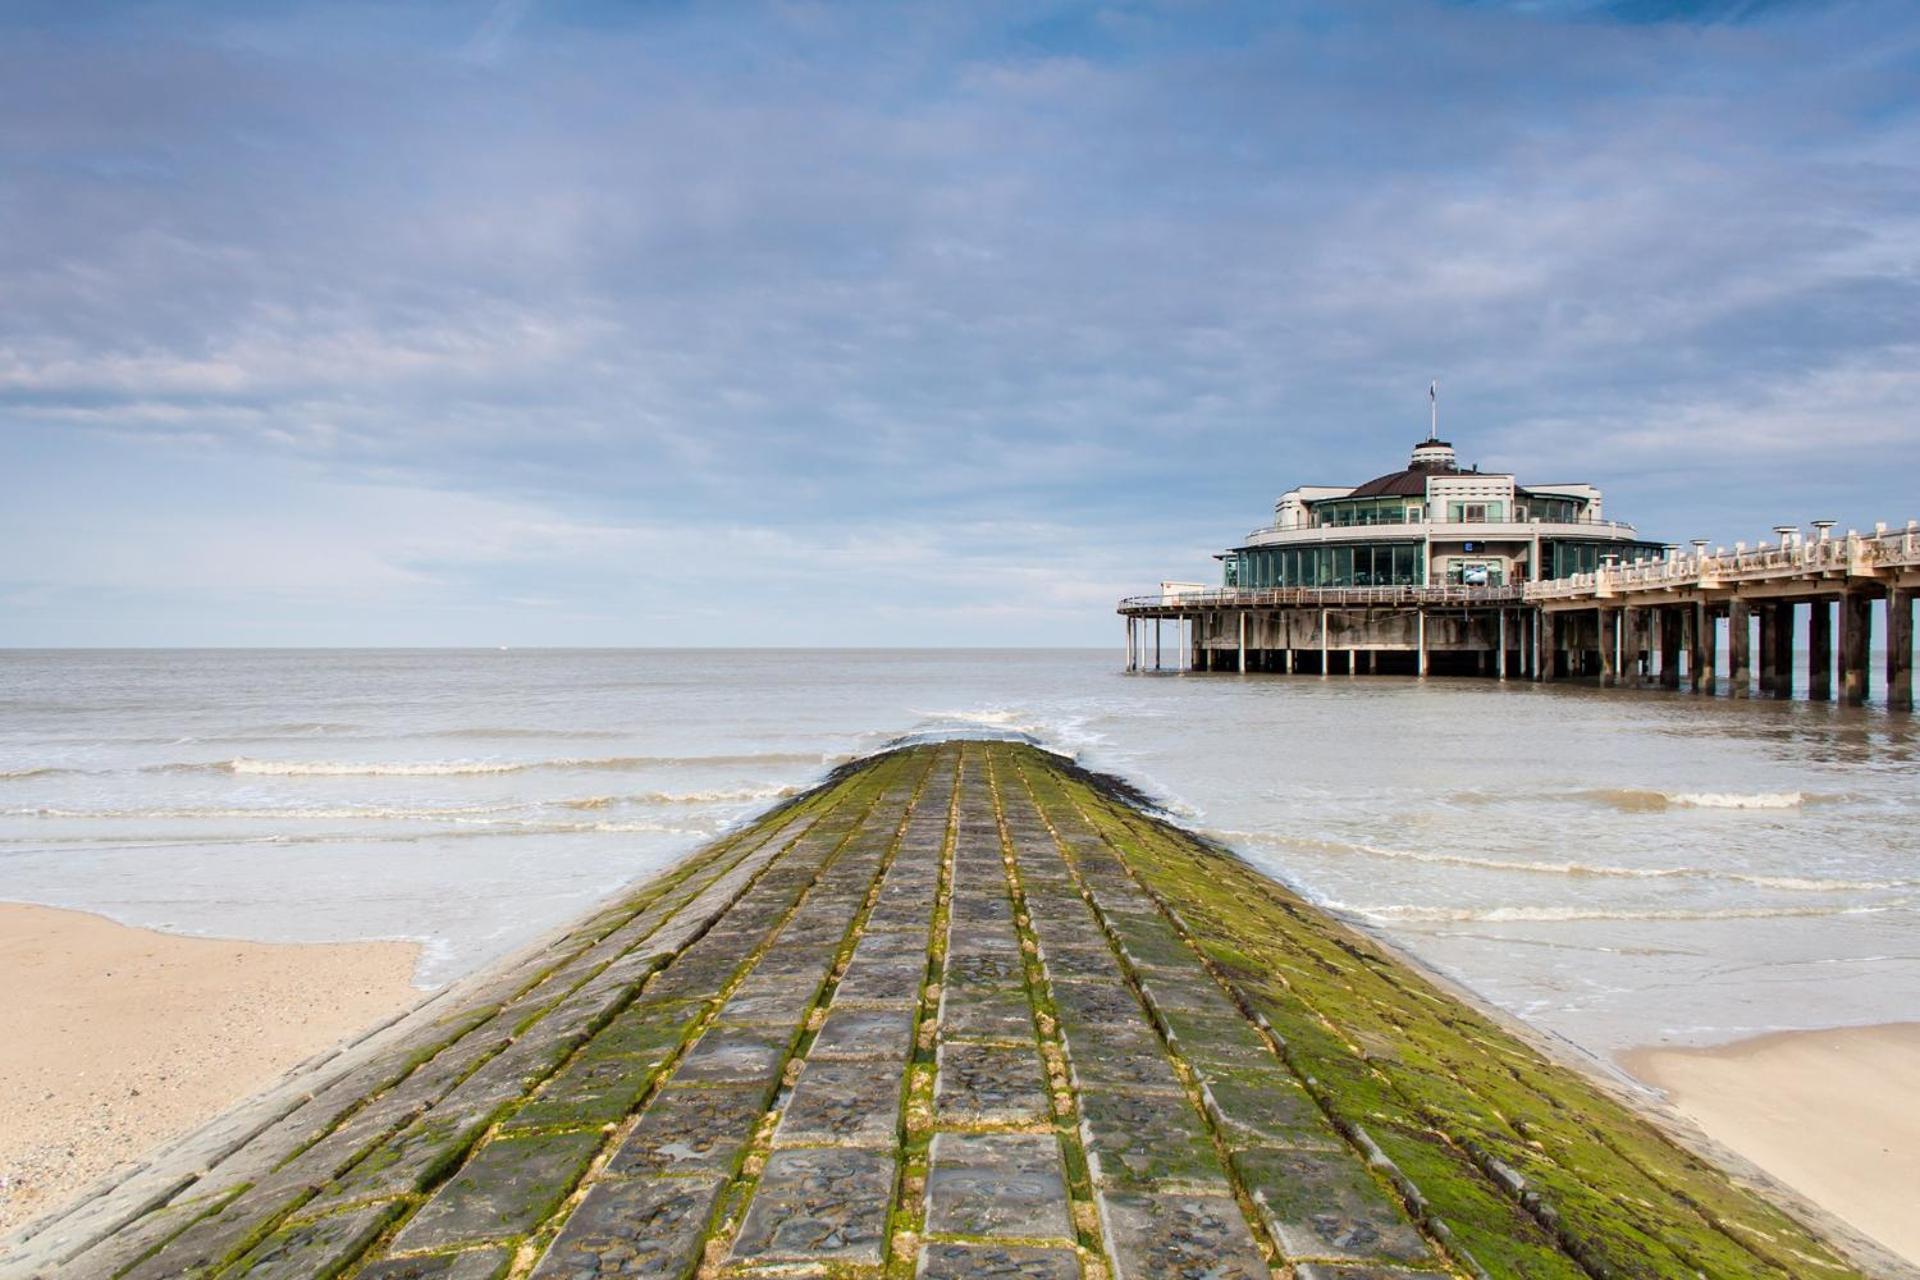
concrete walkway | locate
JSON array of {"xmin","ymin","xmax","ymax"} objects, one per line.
[{"xmin": 2, "ymin": 742, "xmax": 1883, "ymax": 1279}]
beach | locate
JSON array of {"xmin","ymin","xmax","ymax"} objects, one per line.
[
  {"xmin": 0, "ymin": 903, "xmax": 420, "ymax": 1236},
  {"xmin": 1624, "ymin": 1023, "xmax": 1920, "ymax": 1268}
]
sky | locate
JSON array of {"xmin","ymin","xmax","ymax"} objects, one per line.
[{"xmin": 2, "ymin": 0, "xmax": 1916, "ymax": 647}]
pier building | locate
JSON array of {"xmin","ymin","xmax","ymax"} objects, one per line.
[
  {"xmin": 1119, "ymin": 434, "xmax": 1919, "ymax": 708},
  {"xmin": 1225, "ymin": 435, "xmax": 1661, "ymax": 593}
]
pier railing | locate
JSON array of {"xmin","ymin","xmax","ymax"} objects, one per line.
[
  {"xmin": 1524, "ymin": 522, "xmax": 1920, "ymax": 603},
  {"xmin": 1119, "ymin": 584, "xmax": 1524, "ymax": 612}
]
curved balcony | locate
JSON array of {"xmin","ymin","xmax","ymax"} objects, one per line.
[{"xmin": 1240, "ymin": 516, "xmax": 1641, "ymax": 548}]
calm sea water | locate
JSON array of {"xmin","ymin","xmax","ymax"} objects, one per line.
[{"xmin": 2, "ymin": 649, "xmax": 1916, "ymax": 1063}]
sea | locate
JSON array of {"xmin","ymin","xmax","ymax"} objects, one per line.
[{"xmin": 3, "ymin": 648, "xmax": 1916, "ymax": 1069}]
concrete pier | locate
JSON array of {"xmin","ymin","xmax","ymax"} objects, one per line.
[
  {"xmin": 1126, "ymin": 521, "xmax": 1920, "ymax": 705},
  {"xmin": 1, "ymin": 741, "xmax": 1881, "ymax": 1280}
]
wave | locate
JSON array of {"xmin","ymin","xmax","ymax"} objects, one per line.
[
  {"xmin": 1580, "ymin": 788, "xmax": 1825, "ymax": 812},
  {"xmin": 146, "ymin": 752, "xmax": 826, "ymax": 778},
  {"xmin": 562, "ymin": 786, "xmax": 797, "ymax": 810},
  {"xmin": 0, "ymin": 816, "xmax": 713, "ymax": 851},
  {"xmin": 4, "ymin": 801, "xmax": 529, "ymax": 822},
  {"xmin": 0, "ymin": 767, "xmax": 77, "ymax": 780},
  {"xmin": 1221, "ymin": 831, "xmax": 1914, "ymax": 894},
  {"xmin": 1331, "ymin": 901, "xmax": 1907, "ymax": 925}
]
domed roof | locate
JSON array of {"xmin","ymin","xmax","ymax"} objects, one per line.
[
  {"xmin": 1348, "ymin": 439, "xmax": 1460, "ymax": 497},
  {"xmin": 1349, "ymin": 467, "xmax": 1435, "ymax": 498}
]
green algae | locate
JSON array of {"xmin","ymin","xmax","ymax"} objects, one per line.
[{"xmin": 1007, "ymin": 743, "xmax": 1866, "ymax": 1280}]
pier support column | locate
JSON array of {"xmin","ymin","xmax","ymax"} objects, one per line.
[
  {"xmin": 1417, "ymin": 609, "xmax": 1429, "ymax": 677},
  {"xmin": 1777, "ymin": 603, "xmax": 1797, "ymax": 699},
  {"xmin": 1809, "ymin": 598, "xmax": 1833, "ymax": 701},
  {"xmin": 1840, "ymin": 592, "xmax": 1871, "ymax": 706},
  {"xmin": 1660, "ymin": 607, "xmax": 1682, "ymax": 689},
  {"xmin": 1497, "ymin": 610, "xmax": 1509, "ymax": 680},
  {"xmin": 1599, "ymin": 608, "xmax": 1619, "ymax": 686},
  {"xmin": 1728, "ymin": 599, "xmax": 1751, "ymax": 697},
  {"xmin": 1237, "ymin": 613, "xmax": 1247, "ymax": 674},
  {"xmin": 1692, "ymin": 601, "xmax": 1716, "ymax": 694},
  {"xmin": 1284, "ymin": 647, "xmax": 1294, "ymax": 674},
  {"xmin": 1624, "ymin": 606, "xmax": 1646, "ymax": 681},
  {"xmin": 1319, "ymin": 608, "xmax": 1329, "ymax": 679},
  {"xmin": 1125, "ymin": 618, "xmax": 1135, "ymax": 672},
  {"xmin": 1888, "ymin": 588, "xmax": 1914, "ymax": 713},
  {"xmin": 1758, "ymin": 604, "xmax": 1795, "ymax": 698},
  {"xmin": 1534, "ymin": 609, "xmax": 1550, "ymax": 681}
]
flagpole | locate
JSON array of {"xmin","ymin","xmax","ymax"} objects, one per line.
[{"xmin": 1429, "ymin": 380, "xmax": 1437, "ymax": 441}]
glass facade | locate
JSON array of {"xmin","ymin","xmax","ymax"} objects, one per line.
[
  {"xmin": 1444, "ymin": 500, "xmax": 1507, "ymax": 522},
  {"xmin": 1544, "ymin": 540, "xmax": 1662, "ymax": 577},
  {"xmin": 1517, "ymin": 496, "xmax": 1584, "ymax": 523},
  {"xmin": 1227, "ymin": 542, "xmax": 1425, "ymax": 588},
  {"xmin": 1313, "ymin": 497, "xmax": 1417, "ymax": 527}
]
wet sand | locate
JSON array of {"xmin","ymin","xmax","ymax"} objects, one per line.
[
  {"xmin": 0, "ymin": 903, "xmax": 420, "ymax": 1235},
  {"xmin": 1624, "ymin": 1023, "xmax": 1920, "ymax": 1267}
]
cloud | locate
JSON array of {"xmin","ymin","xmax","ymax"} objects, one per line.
[{"xmin": 0, "ymin": 0, "xmax": 1916, "ymax": 643}]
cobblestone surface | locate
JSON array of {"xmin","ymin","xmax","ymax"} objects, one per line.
[{"xmin": 6, "ymin": 741, "xmax": 1876, "ymax": 1280}]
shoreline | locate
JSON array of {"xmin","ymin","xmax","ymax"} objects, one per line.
[
  {"xmin": 1621, "ymin": 1022, "xmax": 1920, "ymax": 1269},
  {"xmin": 0, "ymin": 903, "xmax": 421, "ymax": 1236}
]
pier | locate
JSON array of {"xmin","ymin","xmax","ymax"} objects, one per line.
[
  {"xmin": 1122, "ymin": 522, "xmax": 1920, "ymax": 709},
  {"xmin": 5, "ymin": 741, "xmax": 1887, "ymax": 1280}
]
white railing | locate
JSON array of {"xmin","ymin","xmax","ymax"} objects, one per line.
[
  {"xmin": 1120, "ymin": 584, "xmax": 1524, "ymax": 612},
  {"xmin": 1522, "ymin": 522, "xmax": 1920, "ymax": 603}
]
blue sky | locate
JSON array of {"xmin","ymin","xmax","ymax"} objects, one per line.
[{"xmin": 2, "ymin": 0, "xmax": 1916, "ymax": 646}]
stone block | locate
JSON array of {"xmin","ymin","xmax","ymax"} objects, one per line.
[
  {"xmin": 358, "ymin": 1250, "xmax": 512, "ymax": 1280},
  {"xmin": 1039, "ymin": 945, "xmax": 1121, "ymax": 981},
  {"xmin": 810, "ymin": 1005, "xmax": 917, "ymax": 1060},
  {"xmin": 728, "ymin": 1147, "xmax": 895, "ymax": 1267},
  {"xmin": 228, "ymin": 1202, "xmax": 401, "ymax": 1280},
  {"xmin": 1097, "ymin": 1191, "xmax": 1269, "ymax": 1280},
  {"xmin": 925, "ymin": 1132, "xmax": 1073, "ymax": 1240},
  {"xmin": 835, "ymin": 952, "xmax": 929, "ymax": 1003},
  {"xmin": 530, "ymin": 1173, "xmax": 724, "ymax": 1279},
  {"xmin": 1196, "ymin": 1072, "xmax": 1343, "ymax": 1151},
  {"xmin": 607, "ymin": 1083, "xmax": 767, "ymax": 1176},
  {"xmin": 1292, "ymin": 1266, "xmax": 1452, "ymax": 1280},
  {"xmin": 390, "ymin": 1130, "xmax": 602, "ymax": 1252},
  {"xmin": 720, "ymin": 972, "xmax": 820, "ymax": 1025},
  {"xmin": 775, "ymin": 1059, "xmax": 905, "ymax": 1146},
  {"xmin": 673, "ymin": 1026, "xmax": 789, "ymax": 1086},
  {"xmin": 1231, "ymin": 1147, "xmax": 1434, "ymax": 1266},
  {"xmin": 917, "ymin": 1242, "xmax": 1082, "ymax": 1279},
  {"xmin": 934, "ymin": 1042, "xmax": 1050, "ymax": 1125},
  {"xmin": 1077, "ymin": 1089, "xmax": 1226, "ymax": 1190}
]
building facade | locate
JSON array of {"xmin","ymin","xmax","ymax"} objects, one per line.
[{"xmin": 1221, "ymin": 436, "xmax": 1662, "ymax": 591}]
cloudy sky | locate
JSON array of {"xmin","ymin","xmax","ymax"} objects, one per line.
[{"xmin": 2, "ymin": 0, "xmax": 1915, "ymax": 646}]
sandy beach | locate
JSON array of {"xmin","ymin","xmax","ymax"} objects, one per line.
[
  {"xmin": 0, "ymin": 903, "xmax": 421, "ymax": 1236},
  {"xmin": 1624, "ymin": 1023, "xmax": 1920, "ymax": 1268}
]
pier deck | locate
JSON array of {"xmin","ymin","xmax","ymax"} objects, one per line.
[{"xmin": 4, "ymin": 743, "xmax": 1886, "ymax": 1280}]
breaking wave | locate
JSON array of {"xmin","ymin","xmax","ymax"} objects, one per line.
[
  {"xmin": 1221, "ymin": 831, "xmax": 1913, "ymax": 893},
  {"xmin": 1331, "ymin": 902, "xmax": 1905, "ymax": 925},
  {"xmin": 147, "ymin": 752, "xmax": 826, "ymax": 777},
  {"xmin": 1580, "ymin": 788, "xmax": 1823, "ymax": 812}
]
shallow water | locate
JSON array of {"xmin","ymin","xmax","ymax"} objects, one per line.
[{"xmin": 2, "ymin": 648, "xmax": 1915, "ymax": 1057}]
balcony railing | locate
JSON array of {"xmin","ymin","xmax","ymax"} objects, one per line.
[
  {"xmin": 1121, "ymin": 584, "xmax": 1524, "ymax": 611},
  {"xmin": 1243, "ymin": 515, "xmax": 1642, "ymax": 542}
]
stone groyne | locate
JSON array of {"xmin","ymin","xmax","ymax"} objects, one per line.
[{"xmin": 1, "ymin": 741, "xmax": 1887, "ymax": 1279}]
